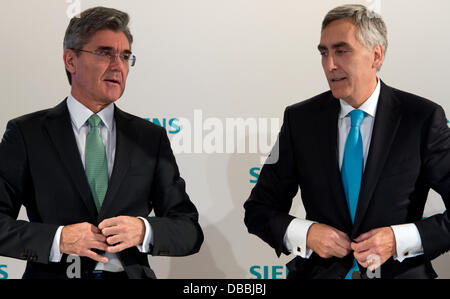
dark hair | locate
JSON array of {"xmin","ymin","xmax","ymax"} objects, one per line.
[{"xmin": 63, "ymin": 6, "xmax": 133, "ymax": 85}]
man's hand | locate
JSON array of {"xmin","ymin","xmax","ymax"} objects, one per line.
[
  {"xmin": 60, "ymin": 222, "xmax": 109, "ymax": 263},
  {"xmin": 306, "ymin": 223, "xmax": 352, "ymax": 258},
  {"xmin": 351, "ymin": 227, "xmax": 396, "ymax": 271},
  {"xmin": 98, "ymin": 216, "xmax": 146, "ymax": 254}
]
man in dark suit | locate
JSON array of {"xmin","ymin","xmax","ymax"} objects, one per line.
[
  {"xmin": 244, "ymin": 4, "xmax": 450, "ymax": 279},
  {"xmin": 0, "ymin": 7, "xmax": 203, "ymax": 279}
]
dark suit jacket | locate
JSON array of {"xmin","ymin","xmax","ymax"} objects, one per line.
[
  {"xmin": 244, "ymin": 81, "xmax": 450, "ymax": 279},
  {"xmin": 0, "ymin": 99, "xmax": 203, "ymax": 279}
]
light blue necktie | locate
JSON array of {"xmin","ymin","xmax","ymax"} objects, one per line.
[{"xmin": 341, "ymin": 109, "xmax": 365, "ymax": 279}]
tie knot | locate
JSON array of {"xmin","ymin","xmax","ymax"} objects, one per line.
[
  {"xmin": 87, "ymin": 114, "xmax": 102, "ymax": 128},
  {"xmin": 349, "ymin": 110, "xmax": 365, "ymax": 128}
]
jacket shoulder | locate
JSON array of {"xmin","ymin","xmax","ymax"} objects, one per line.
[
  {"xmin": 386, "ymin": 85, "xmax": 445, "ymax": 124},
  {"xmin": 116, "ymin": 108, "xmax": 166, "ymax": 136},
  {"xmin": 9, "ymin": 108, "xmax": 52, "ymax": 125},
  {"xmin": 390, "ymin": 86, "xmax": 441, "ymax": 111},
  {"xmin": 285, "ymin": 90, "xmax": 334, "ymax": 119}
]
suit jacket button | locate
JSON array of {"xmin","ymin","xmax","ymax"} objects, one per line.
[
  {"xmin": 297, "ymin": 247, "xmax": 302, "ymax": 254},
  {"xmin": 404, "ymin": 251, "xmax": 409, "ymax": 257}
]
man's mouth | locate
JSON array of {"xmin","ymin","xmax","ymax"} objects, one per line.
[
  {"xmin": 331, "ymin": 77, "xmax": 347, "ymax": 82},
  {"xmin": 104, "ymin": 78, "xmax": 121, "ymax": 85}
]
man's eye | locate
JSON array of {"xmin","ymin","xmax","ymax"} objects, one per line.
[
  {"xmin": 320, "ymin": 52, "xmax": 328, "ymax": 57},
  {"xmin": 122, "ymin": 54, "xmax": 131, "ymax": 60},
  {"xmin": 336, "ymin": 50, "xmax": 347, "ymax": 55},
  {"xmin": 99, "ymin": 50, "xmax": 112, "ymax": 56}
]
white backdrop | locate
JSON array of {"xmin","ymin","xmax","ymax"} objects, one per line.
[{"xmin": 0, "ymin": 0, "xmax": 449, "ymax": 279}]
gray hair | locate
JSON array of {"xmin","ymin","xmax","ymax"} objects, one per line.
[
  {"xmin": 63, "ymin": 6, "xmax": 134, "ymax": 85},
  {"xmin": 322, "ymin": 4, "xmax": 388, "ymax": 71}
]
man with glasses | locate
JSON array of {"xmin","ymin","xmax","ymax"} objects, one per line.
[{"xmin": 0, "ymin": 6, "xmax": 203, "ymax": 279}]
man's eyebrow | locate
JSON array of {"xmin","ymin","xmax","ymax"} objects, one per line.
[
  {"xmin": 331, "ymin": 42, "xmax": 351, "ymax": 49},
  {"xmin": 317, "ymin": 42, "xmax": 352, "ymax": 51},
  {"xmin": 96, "ymin": 46, "xmax": 132, "ymax": 54},
  {"xmin": 318, "ymin": 44, "xmax": 327, "ymax": 51}
]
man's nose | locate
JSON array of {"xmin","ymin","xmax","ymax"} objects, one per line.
[
  {"xmin": 324, "ymin": 54, "xmax": 338, "ymax": 72},
  {"xmin": 109, "ymin": 55, "xmax": 124, "ymax": 70}
]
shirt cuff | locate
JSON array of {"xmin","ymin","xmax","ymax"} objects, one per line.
[
  {"xmin": 391, "ymin": 223, "xmax": 424, "ymax": 262},
  {"xmin": 136, "ymin": 217, "xmax": 153, "ymax": 253},
  {"xmin": 283, "ymin": 218, "xmax": 316, "ymax": 258},
  {"xmin": 49, "ymin": 226, "xmax": 64, "ymax": 263}
]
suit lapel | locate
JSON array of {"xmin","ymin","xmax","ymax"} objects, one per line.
[
  {"xmin": 352, "ymin": 82, "xmax": 402, "ymax": 236},
  {"xmin": 98, "ymin": 106, "xmax": 136, "ymax": 220},
  {"xmin": 43, "ymin": 99, "xmax": 98, "ymax": 217}
]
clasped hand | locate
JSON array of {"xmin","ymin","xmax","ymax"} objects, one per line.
[
  {"xmin": 306, "ymin": 223, "xmax": 396, "ymax": 271},
  {"xmin": 60, "ymin": 216, "xmax": 146, "ymax": 263}
]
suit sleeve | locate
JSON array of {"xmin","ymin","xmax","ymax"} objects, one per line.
[
  {"xmin": 0, "ymin": 121, "xmax": 59, "ymax": 264},
  {"xmin": 415, "ymin": 105, "xmax": 450, "ymax": 260},
  {"xmin": 244, "ymin": 107, "xmax": 300, "ymax": 257},
  {"xmin": 146, "ymin": 128, "xmax": 203, "ymax": 257}
]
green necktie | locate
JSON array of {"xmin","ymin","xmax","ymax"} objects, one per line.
[{"xmin": 85, "ymin": 114, "xmax": 108, "ymax": 212}]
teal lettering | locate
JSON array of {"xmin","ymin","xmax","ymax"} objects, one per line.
[
  {"xmin": 0, "ymin": 265, "xmax": 8, "ymax": 279},
  {"xmin": 169, "ymin": 118, "xmax": 181, "ymax": 134},
  {"xmin": 249, "ymin": 265, "xmax": 262, "ymax": 279},
  {"xmin": 249, "ymin": 167, "xmax": 260, "ymax": 183}
]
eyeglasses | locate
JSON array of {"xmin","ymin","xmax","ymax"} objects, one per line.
[{"xmin": 72, "ymin": 48, "xmax": 136, "ymax": 67}]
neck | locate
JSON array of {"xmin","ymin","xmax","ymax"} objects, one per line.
[
  {"xmin": 71, "ymin": 90, "xmax": 111, "ymax": 114},
  {"xmin": 344, "ymin": 77, "xmax": 378, "ymax": 109}
]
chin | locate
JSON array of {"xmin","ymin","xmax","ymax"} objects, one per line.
[
  {"xmin": 329, "ymin": 86, "xmax": 350, "ymax": 100},
  {"xmin": 330, "ymin": 90, "xmax": 345, "ymax": 100},
  {"xmin": 102, "ymin": 92, "xmax": 122, "ymax": 103}
]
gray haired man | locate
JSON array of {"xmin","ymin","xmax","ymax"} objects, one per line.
[
  {"xmin": 0, "ymin": 6, "xmax": 203, "ymax": 279},
  {"xmin": 244, "ymin": 4, "xmax": 450, "ymax": 279}
]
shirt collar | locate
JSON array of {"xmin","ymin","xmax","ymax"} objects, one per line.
[
  {"xmin": 339, "ymin": 78, "xmax": 381, "ymax": 119},
  {"xmin": 66, "ymin": 94, "xmax": 115, "ymax": 131}
]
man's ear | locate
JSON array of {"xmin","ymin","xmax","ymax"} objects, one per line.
[
  {"xmin": 372, "ymin": 44, "xmax": 384, "ymax": 70},
  {"xmin": 63, "ymin": 49, "xmax": 77, "ymax": 74}
]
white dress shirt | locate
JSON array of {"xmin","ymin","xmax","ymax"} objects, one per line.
[
  {"xmin": 283, "ymin": 78, "xmax": 424, "ymax": 262},
  {"xmin": 49, "ymin": 95, "xmax": 153, "ymax": 272}
]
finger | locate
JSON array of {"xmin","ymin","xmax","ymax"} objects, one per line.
[
  {"xmin": 101, "ymin": 226, "xmax": 122, "ymax": 237},
  {"xmin": 352, "ymin": 238, "xmax": 372, "ymax": 253},
  {"xmin": 324, "ymin": 235, "xmax": 351, "ymax": 258},
  {"xmin": 85, "ymin": 250, "xmax": 108, "ymax": 264},
  {"xmin": 106, "ymin": 234, "xmax": 122, "ymax": 246},
  {"xmin": 356, "ymin": 259, "xmax": 368, "ymax": 268},
  {"xmin": 354, "ymin": 230, "xmax": 375, "ymax": 243},
  {"xmin": 354, "ymin": 254, "xmax": 368, "ymax": 268},
  {"xmin": 354, "ymin": 249, "xmax": 371, "ymax": 267},
  {"xmin": 89, "ymin": 240, "xmax": 109, "ymax": 251},
  {"xmin": 334, "ymin": 235, "xmax": 352, "ymax": 251},
  {"xmin": 106, "ymin": 243, "xmax": 127, "ymax": 254},
  {"xmin": 90, "ymin": 224, "xmax": 102, "ymax": 234},
  {"xmin": 334, "ymin": 229, "xmax": 352, "ymax": 243},
  {"xmin": 98, "ymin": 217, "xmax": 120, "ymax": 230},
  {"xmin": 333, "ymin": 243, "xmax": 352, "ymax": 258},
  {"xmin": 92, "ymin": 232, "xmax": 107, "ymax": 243}
]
